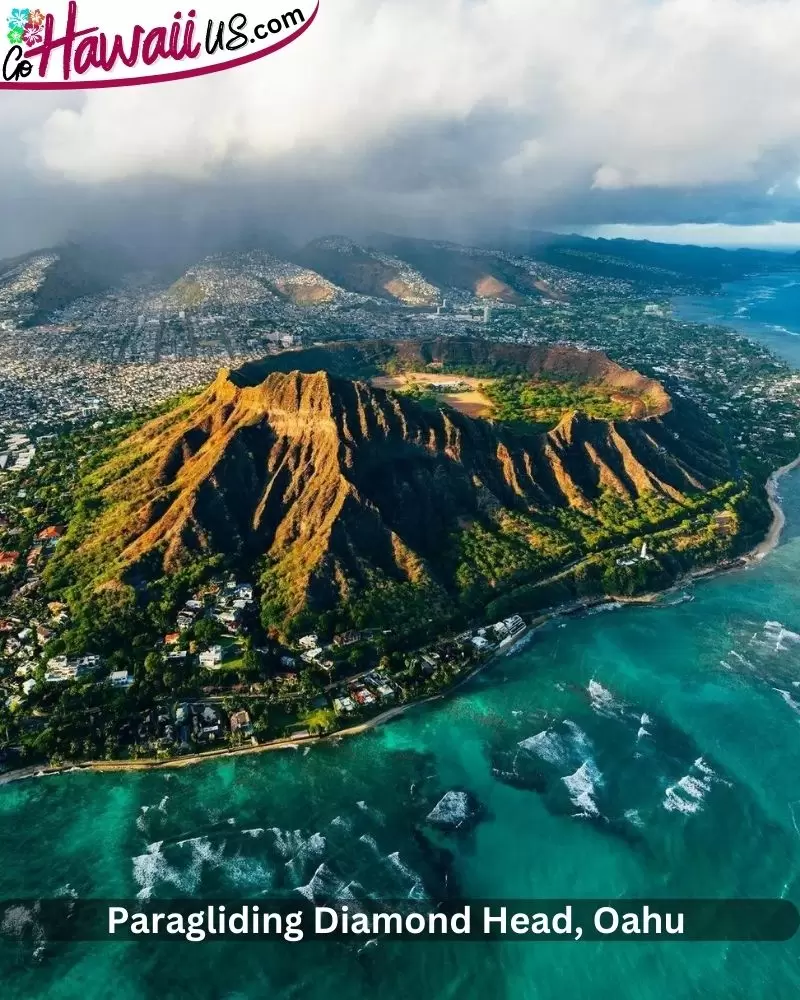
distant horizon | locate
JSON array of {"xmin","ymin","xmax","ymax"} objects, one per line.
[
  {"xmin": 573, "ymin": 223, "xmax": 800, "ymax": 252},
  {"xmin": 9, "ymin": 223, "xmax": 800, "ymax": 263}
]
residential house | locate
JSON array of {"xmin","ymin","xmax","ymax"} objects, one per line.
[
  {"xmin": 351, "ymin": 686, "xmax": 375, "ymax": 707},
  {"xmin": 36, "ymin": 525, "xmax": 64, "ymax": 545},
  {"xmin": 44, "ymin": 656, "xmax": 78, "ymax": 683},
  {"xmin": 230, "ymin": 710, "xmax": 253, "ymax": 736},
  {"xmin": 0, "ymin": 552, "xmax": 19, "ymax": 573},
  {"xmin": 333, "ymin": 630, "xmax": 361, "ymax": 647},
  {"xmin": 192, "ymin": 703, "xmax": 224, "ymax": 743},
  {"xmin": 199, "ymin": 645, "xmax": 224, "ymax": 669}
]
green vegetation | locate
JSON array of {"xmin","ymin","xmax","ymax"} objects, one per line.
[
  {"xmin": 484, "ymin": 375, "xmax": 629, "ymax": 425},
  {"xmin": 168, "ymin": 277, "xmax": 207, "ymax": 309}
]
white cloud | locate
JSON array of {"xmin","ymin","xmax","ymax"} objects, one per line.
[{"xmin": 6, "ymin": 0, "xmax": 800, "ymax": 249}]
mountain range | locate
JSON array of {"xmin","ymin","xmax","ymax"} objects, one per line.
[{"xmin": 3, "ymin": 229, "xmax": 798, "ymax": 327}]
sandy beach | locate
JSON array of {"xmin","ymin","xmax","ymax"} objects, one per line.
[{"xmin": 749, "ymin": 455, "xmax": 800, "ymax": 560}]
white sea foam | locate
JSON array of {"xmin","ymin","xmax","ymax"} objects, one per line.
[
  {"xmin": 223, "ymin": 857, "xmax": 274, "ymax": 890},
  {"xmin": 506, "ymin": 632, "xmax": 534, "ymax": 656},
  {"xmin": 269, "ymin": 828, "xmax": 307, "ymax": 858},
  {"xmin": 774, "ymin": 689, "xmax": 800, "ymax": 715},
  {"xmin": 132, "ymin": 841, "xmax": 192, "ymax": 899},
  {"xmin": 624, "ymin": 808, "xmax": 644, "ymax": 828},
  {"xmin": 588, "ymin": 679, "xmax": 623, "ymax": 717},
  {"xmin": 563, "ymin": 720, "xmax": 594, "ymax": 757},
  {"xmin": 427, "ymin": 791, "xmax": 471, "ymax": 828},
  {"xmin": 663, "ymin": 786, "xmax": 702, "ymax": 814},
  {"xmin": 637, "ymin": 726, "xmax": 651, "ymax": 741},
  {"xmin": 385, "ymin": 852, "xmax": 426, "ymax": 901},
  {"xmin": 518, "ymin": 730, "xmax": 569, "ymax": 766},
  {"xmin": 295, "ymin": 863, "xmax": 349, "ymax": 903},
  {"xmin": 663, "ymin": 757, "xmax": 725, "ymax": 815},
  {"xmin": 242, "ymin": 828, "xmax": 264, "ymax": 839},
  {"xmin": 136, "ymin": 795, "xmax": 169, "ymax": 833},
  {"xmin": 284, "ymin": 831, "xmax": 327, "ymax": 886},
  {"xmin": 562, "ymin": 759, "xmax": 603, "ymax": 817},
  {"xmin": 358, "ymin": 833, "xmax": 380, "ymax": 853},
  {"xmin": 330, "ymin": 815, "xmax": 353, "ymax": 832}
]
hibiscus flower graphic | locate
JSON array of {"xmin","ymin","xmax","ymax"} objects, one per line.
[
  {"xmin": 22, "ymin": 20, "xmax": 41, "ymax": 45},
  {"xmin": 27, "ymin": 8, "xmax": 44, "ymax": 27},
  {"xmin": 6, "ymin": 8, "xmax": 30, "ymax": 31},
  {"xmin": 7, "ymin": 25, "xmax": 23, "ymax": 44}
]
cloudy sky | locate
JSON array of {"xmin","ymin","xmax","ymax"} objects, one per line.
[{"xmin": 6, "ymin": 0, "xmax": 800, "ymax": 257}]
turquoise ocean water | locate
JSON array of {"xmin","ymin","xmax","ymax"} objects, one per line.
[{"xmin": 3, "ymin": 279, "xmax": 800, "ymax": 999}]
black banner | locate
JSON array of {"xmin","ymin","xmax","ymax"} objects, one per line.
[{"xmin": 0, "ymin": 899, "xmax": 797, "ymax": 944}]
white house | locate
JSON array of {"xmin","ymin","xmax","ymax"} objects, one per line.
[{"xmin": 199, "ymin": 645, "xmax": 224, "ymax": 669}]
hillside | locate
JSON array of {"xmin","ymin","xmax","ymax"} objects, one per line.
[
  {"xmin": 368, "ymin": 235, "xmax": 544, "ymax": 302},
  {"xmin": 48, "ymin": 343, "xmax": 745, "ymax": 639},
  {"xmin": 504, "ymin": 231, "xmax": 794, "ymax": 291},
  {"xmin": 165, "ymin": 250, "xmax": 345, "ymax": 310},
  {"xmin": 294, "ymin": 237, "xmax": 439, "ymax": 305}
]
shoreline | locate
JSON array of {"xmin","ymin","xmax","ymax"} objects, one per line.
[
  {"xmin": 3, "ymin": 456, "xmax": 799, "ymax": 788},
  {"xmin": 748, "ymin": 455, "xmax": 800, "ymax": 561}
]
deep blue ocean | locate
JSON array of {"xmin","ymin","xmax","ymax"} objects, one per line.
[{"xmin": 2, "ymin": 276, "xmax": 800, "ymax": 999}]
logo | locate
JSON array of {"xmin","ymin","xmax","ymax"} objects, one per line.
[{"xmin": 2, "ymin": 1, "xmax": 318, "ymax": 89}]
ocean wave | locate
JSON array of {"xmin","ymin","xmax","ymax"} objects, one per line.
[
  {"xmin": 222, "ymin": 856, "xmax": 274, "ymax": 891},
  {"xmin": 385, "ymin": 852, "xmax": 426, "ymax": 901},
  {"xmin": 663, "ymin": 757, "xmax": 727, "ymax": 815},
  {"xmin": 269, "ymin": 827, "xmax": 309, "ymax": 859},
  {"xmin": 562, "ymin": 759, "xmax": 603, "ymax": 818},
  {"xmin": 588, "ymin": 679, "xmax": 625, "ymax": 717},
  {"xmin": 518, "ymin": 730, "xmax": 570, "ymax": 766},
  {"xmin": 284, "ymin": 831, "xmax": 327, "ymax": 886},
  {"xmin": 623, "ymin": 808, "xmax": 644, "ymax": 828},
  {"xmin": 295, "ymin": 862, "xmax": 352, "ymax": 903},
  {"xmin": 358, "ymin": 833, "xmax": 380, "ymax": 853},
  {"xmin": 132, "ymin": 841, "xmax": 194, "ymax": 899},
  {"xmin": 426, "ymin": 790, "xmax": 472, "ymax": 829},
  {"xmin": 774, "ymin": 689, "xmax": 800, "ymax": 715},
  {"xmin": 518, "ymin": 720, "xmax": 595, "ymax": 777},
  {"xmin": 563, "ymin": 720, "xmax": 594, "ymax": 757}
]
